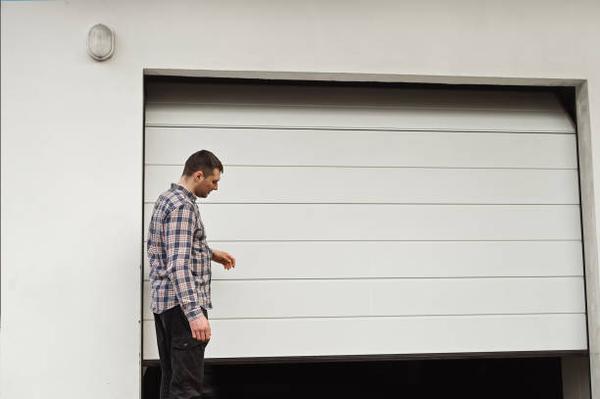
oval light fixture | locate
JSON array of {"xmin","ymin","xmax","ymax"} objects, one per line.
[{"xmin": 87, "ymin": 24, "xmax": 115, "ymax": 61}]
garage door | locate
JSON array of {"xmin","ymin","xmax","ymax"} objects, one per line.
[{"xmin": 143, "ymin": 80, "xmax": 586, "ymax": 360}]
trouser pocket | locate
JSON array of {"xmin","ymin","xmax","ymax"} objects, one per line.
[{"xmin": 169, "ymin": 337, "xmax": 206, "ymax": 399}]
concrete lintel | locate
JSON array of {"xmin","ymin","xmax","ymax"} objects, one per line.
[{"xmin": 144, "ymin": 68, "xmax": 585, "ymax": 87}]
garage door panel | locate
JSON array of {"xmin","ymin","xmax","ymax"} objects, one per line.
[
  {"xmin": 145, "ymin": 128, "xmax": 578, "ymax": 169},
  {"xmin": 144, "ymin": 165, "xmax": 580, "ymax": 204},
  {"xmin": 146, "ymin": 104, "xmax": 575, "ymax": 133},
  {"xmin": 143, "ymin": 313, "xmax": 587, "ymax": 359},
  {"xmin": 143, "ymin": 204, "xmax": 581, "ymax": 241},
  {"xmin": 142, "ymin": 277, "xmax": 584, "ymax": 320},
  {"xmin": 203, "ymin": 204, "xmax": 582, "ymax": 241},
  {"xmin": 143, "ymin": 241, "xmax": 583, "ymax": 280}
]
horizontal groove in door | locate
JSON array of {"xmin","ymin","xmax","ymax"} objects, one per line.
[
  {"xmin": 142, "ymin": 241, "xmax": 583, "ymax": 280},
  {"xmin": 143, "ymin": 204, "xmax": 582, "ymax": 241},
  {"xmin": 144, "ymin": 165, "xmax": 580, "ymax": 204},
  {"xmin": 145, "ymin": 104, "xmax": 575, "ymax": 133},
  {"xmin": 142, "ymin": 313, "xmax": 588, "ymax": 360},
  {"xmin": 142, "ymin": 277, "xmax": 585, "ymax": 320},
  {"xmin": 145, "ymin": 128, "xmax": 578, "ymax": 168}
]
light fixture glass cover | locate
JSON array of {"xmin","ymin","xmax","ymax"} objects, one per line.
[{"xmin": 87, "ymin": 24, "xmax": 114, "ymax": 61}]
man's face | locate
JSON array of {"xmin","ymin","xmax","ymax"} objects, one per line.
[{"xmin": 193, "ymin": 168, "xmax": 221, "ymax": 198}]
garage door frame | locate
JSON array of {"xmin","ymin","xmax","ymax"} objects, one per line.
[{"xmin": 141, "ymin": 69, "xmax": 598, "ymax": 396}]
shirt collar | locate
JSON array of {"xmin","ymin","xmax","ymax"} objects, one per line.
[{"xmin": 171, "ymin": 183, "xmax": 197, "ymax": 202}]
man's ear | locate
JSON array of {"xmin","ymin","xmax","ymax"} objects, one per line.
[{"xmin": 194, "ymin": 170, "xmax": 205, "ymax": 181}]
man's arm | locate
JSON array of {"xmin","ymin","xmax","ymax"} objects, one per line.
[{"xmin": 164, "ymin": 205, "xmax": 209, "ymax": 333}]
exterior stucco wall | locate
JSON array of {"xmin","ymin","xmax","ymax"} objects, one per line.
[{"xmin": 1, "ymin": 1, "xmax": 599, "ymax": 398}]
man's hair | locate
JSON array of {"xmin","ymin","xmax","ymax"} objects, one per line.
[{"xmin": 182, "ymin": 150, "xmax": 223, "ymax": 177}]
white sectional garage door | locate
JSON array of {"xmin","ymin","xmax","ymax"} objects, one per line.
[{"xmin": 143, "ymin": 80, "xmax": 587, "ymax": 360}]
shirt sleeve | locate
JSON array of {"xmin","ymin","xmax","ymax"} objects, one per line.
[
  {"xmin": 164, "ymin": 204, "xmax": 204, "ymax": 321},
  {"xmin": 206, "ymin": 244, "xmax": 213, "ymax": 262}
]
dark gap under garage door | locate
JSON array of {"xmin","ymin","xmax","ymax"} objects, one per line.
[{"xmin": 142, "ymin": 357, "xmax": 562, "ymax": 399}]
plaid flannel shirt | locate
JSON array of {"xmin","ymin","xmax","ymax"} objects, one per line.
[{"xmin": 147, "ymin": 183, "xmax": 213, "ymax": 321}]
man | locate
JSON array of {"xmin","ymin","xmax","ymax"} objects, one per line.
[{"xmin": 147, "ymin": 150, "xmax": 236, "ymax": 398}]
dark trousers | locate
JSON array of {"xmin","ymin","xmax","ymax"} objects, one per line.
[{"xmin": 154, "ymin": 306, "xmax": 208, "ymax": 399}]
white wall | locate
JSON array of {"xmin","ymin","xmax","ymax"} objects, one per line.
[{"xmin": 1, "ymin": 1, "xmax": 599, "ymax": 398}]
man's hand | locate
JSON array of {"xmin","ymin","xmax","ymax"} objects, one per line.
[
  {"xmin": 189, "ymin": 314, "xmax": 211, "ymax": 342},
  {"xmin": 212, "ymin": 249, "xmax": 236, "ymax": 270}
]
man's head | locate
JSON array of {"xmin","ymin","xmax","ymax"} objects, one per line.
[{"xmin": 181, "ymin": 150, "xmax": 223, "ymax": 198}]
